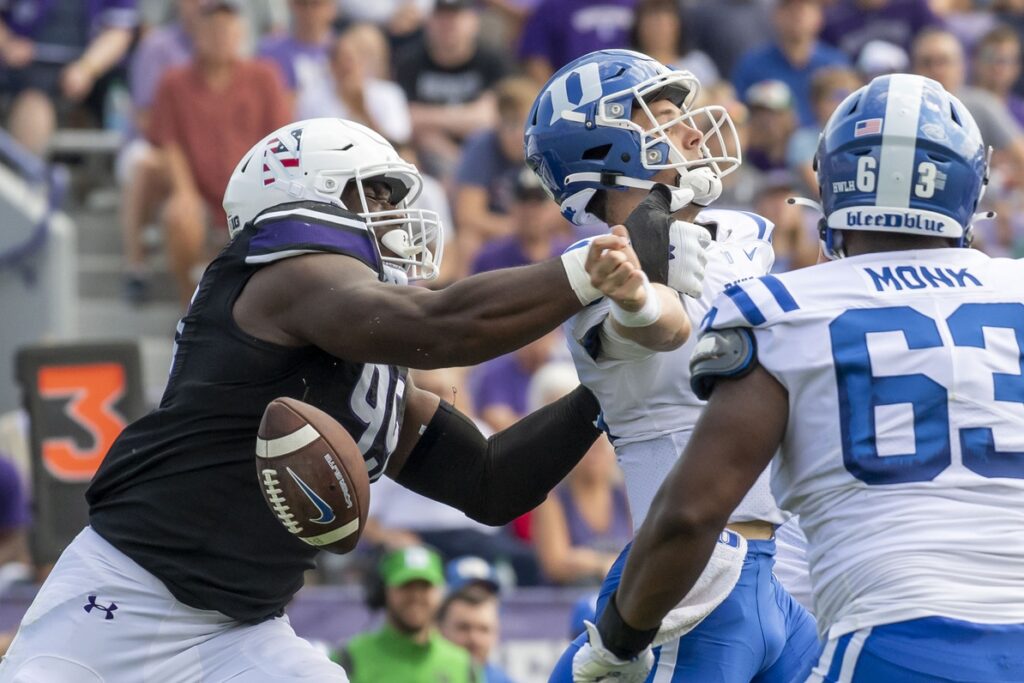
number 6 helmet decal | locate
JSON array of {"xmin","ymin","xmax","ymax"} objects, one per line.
[
  {"xmin": 808, "ymin": 74, "xmax": 991, "ymax": 259},
  {"xmin": 524, "ymin": 49, "xmax": 741, "ymax": 225}
]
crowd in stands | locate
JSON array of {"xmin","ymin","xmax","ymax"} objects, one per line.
[{"xmin": 6, "ymin": 0, "xmax": 1024, "ymax": 676}]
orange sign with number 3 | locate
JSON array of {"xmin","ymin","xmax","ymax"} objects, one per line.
[{"xmin": 37, "ymin": 363, "xmax": 127, "ymax": 482}]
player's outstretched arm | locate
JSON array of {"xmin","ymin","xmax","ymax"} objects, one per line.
[
  {"xmin": 588, "ymin": 225, "xmax": 692, "ymax": 354},
  {"xmin": 591, "ymin": 366, "xmax": 787, "ymax": 661},
  {"xmin": 382, "ymin": 378, "xmax": 602, "ymax": 527},
  {"xmin": 237, "ymin": 233, "xmax": 630, "ymax": 370}
]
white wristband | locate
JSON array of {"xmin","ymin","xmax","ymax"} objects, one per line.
[
  {"xmin": 561, "ymin": 242, "xmax": 603, "ymax": 305},
  {"xmin": 609, "ymin": 276, "xmax": 662, "ymax": 327}
]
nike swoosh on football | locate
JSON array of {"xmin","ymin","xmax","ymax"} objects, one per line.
[{"xmin": 286, "ymin": 467, "xmax": 336, "ymax": 524}]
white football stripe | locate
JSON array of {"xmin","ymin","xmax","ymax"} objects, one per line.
[
  {"xmin": 876, "ymin": 74, "xmax": 924, "ymax": 208},
  {"xmin": 302, "ymin": 518, "xmax": 360, "ymax": 546},
  {"xmin": 256, "ymin": 423, "xmax": 321, "ymax": 459}
]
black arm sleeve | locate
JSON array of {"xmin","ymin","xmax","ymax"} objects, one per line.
[{"xmin": 394, "ymin": 385, "xmax": 602, "ymax": 526}]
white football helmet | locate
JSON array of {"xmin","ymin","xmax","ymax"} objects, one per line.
[{"xmin": 224, "ymin": 118, "xmax": 444, "ymax": 281}]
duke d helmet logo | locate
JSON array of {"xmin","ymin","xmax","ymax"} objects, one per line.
[{"xmin": 84, "ymin": 595, "xmax": 118, "ymax": 620}]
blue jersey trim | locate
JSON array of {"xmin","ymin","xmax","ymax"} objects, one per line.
[
  {"xmin": 738, "ymin": 211, "xmax": 773, "ymax": 242},
  {"xmin": 700, "ymin": 306, "xmax": 719, "ymax": 332},
  {"xmin": 724, "ymin": 284, "xmax": 767, "ymax": 325},
  {"xmin": 761, "ymin": 275, "xmax": 800, "ymax": 312},
  {"xmin": 826, "ymin": 633, "xmax": 854, "ymax": 680}
]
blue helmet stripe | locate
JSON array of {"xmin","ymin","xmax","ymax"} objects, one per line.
[
  {"xmin": 761, "ymin": 275, "xmax": 800, "ymax": 312},
  {"xmin": 724, "ymin": 284, "xmax": 766, "ymax": 325},
  {"xmin": 876, "ymin": 74, "xmax": 924, "ymax": 209}
]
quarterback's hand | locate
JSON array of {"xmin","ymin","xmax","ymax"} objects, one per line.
[
  {"xmin": 586, "ymin": 226, "xmax": 648, "ymax": 311},
  {"xmin": 572, "ymin": 621, "xmax": 654, "ymax": 683},
  {"xmin": 624, "ymin": 185, "xmax": 712, "ymax": 298}
]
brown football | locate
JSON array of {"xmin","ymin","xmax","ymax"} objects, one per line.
[{"xmin": 256, "ymin": 397, "xmax": 369, "ymax": 554}]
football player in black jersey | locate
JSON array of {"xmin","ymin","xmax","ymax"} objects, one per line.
[{"xmin": 0, "ymin": 118, "xmax": 708, "ymax": 682}]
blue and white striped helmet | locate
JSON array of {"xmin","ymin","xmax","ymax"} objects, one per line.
[{"xmin": 814, "ymin": 74, "xmax": 989, "ymax": 258}]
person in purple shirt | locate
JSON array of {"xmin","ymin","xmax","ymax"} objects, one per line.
[
  {"xmin": 257, "ymin": 0, "xmax": 335, "ymax": 102},
  {"xmin": 0, "ymin": 0, "xmax": 138, "ymax": 156},
  {"xmin": 821, "ymin": 0, "xmax": 942, "ymax": 62},
  {"xmin": 731, "ymin": 0, "xmax": 849, "ymax": 126},
  {"xmin": 518, "ymin": 0, "xmax": 637, "ymax": 83}
]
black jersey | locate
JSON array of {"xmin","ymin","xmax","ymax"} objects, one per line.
[{"xmin": 87, "ymin": 204, "xmax": 407, "ymax": 622}]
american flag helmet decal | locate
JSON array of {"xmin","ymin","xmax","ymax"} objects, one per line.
[{"xmin": 262, "ymin": 128, "xmax": 304, "ymax": 186}]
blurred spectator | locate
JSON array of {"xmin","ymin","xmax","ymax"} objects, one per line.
[
  {"xmin": 140, "ymin": 0, "xmax": 288, "ymax": 50},
  {"xmin": 684, "ymin": 0, "xmax": 773, "ymax": 80},
  {"xmin": 912, "ymin": 27, "xmax": 1024, "ymax": 167},
  {"xmin": 299, "ymin": 26, "xmax": 412, "ymax": 142},
  {"xmin": 469, "ymin": 167, "xmax": 569, "ymax": 276},
  {"xmin": 396, "ymin": 0, "xmax": 510, "ymax": 178},
  {"xmin": 454, "ymin": 78, "xmax": 539, "ymax": 274},
  {"xmin": 0, "ymin": 0, "xmax": 138, "ymax": 157},
  {"xmin": 439, "ymin": 585, "xmax": 517, "ymax": 683},
  {"xmin": 341, "ymin": 21, "xmax": 392, "ymax": 80},
  {"xmin": 148, "ymin": 0, "xmax": 291, "ymax": 306},
  {"xmin": 855, "ymin": 38, "xmax": 910, "ymax": 80},
  {"xmin": 446, "ymin": 556, "xmax": 503, "ymax": 594},
  {"xmin": 531, "ymin": 435, "xmax": 628, "ymax": 585},
  {"xmin": 973, "ymin": 24, "xmax": 1024, "ymax": 127},
  {"xmin": 335, "ymin": 546, "xmax": 478, "ymax": 683},
  {"xmin": 258, "ymin": 0, "xmax": 336, "ymax": 108},
  {"xmin": 744, "ymin": 80, "xmax": 799, "ymax": 173},
  {"xmin": 932, "ymin": 0, "xmax": 997, "ymax": 51},
  {"xmin": 518, "ymin": 0, "xmax": 636, "ymax": 84},
  {"xmin": 631, "ymin": 0, "xmax": 718, "ymax": 86},
  {"xmin": 732, "ymin": 0, "xmax": 849, "ymax": 126},
  {"xmin": 470, "ymin": 332, "xmax": 560, "ymax": 432},
  {"xmin": 753, "ymin": 171, "xmax": 820, "ymax": 271},
  {"xmin": 122, "ymin": 0, "xmax": 202, "ymax": 303},
  {"xmin": 995, "ymin": 0, "xmax": 1024, "ymax": 96},
  {"xmin": 822, "ymin": 0, "xmax": 943, "ymax": 61},
  {"xmin": 787, "ymin": 67, "xmax": 862, "ymax": 192}
]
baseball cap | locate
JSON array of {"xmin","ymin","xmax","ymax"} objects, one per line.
[
  {"xmin": 445, "ymin": 556, "xmax": 501, "ymax": 594},
  {"xmin": 379, "ymin": 546, "xmax": 445, "ymax": 587},
  {"xmin": 199, "ymin": 0, "xmax": 242, "ymax": 14},
  {"xmin": 744, "ymin": 80, "xmax": 794, "ymax": 111},
  {"xmin": 435, "ymin": 0, "xmax": 475, "ymax": 11},
  {"xmin": 513, "ymin": 166, "xmax": 549, "ymax": 202},
  {"xmin": 857, "ymin": 40, "xmax": 909, "ymax": 79}
]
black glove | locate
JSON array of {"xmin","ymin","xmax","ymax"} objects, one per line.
[{"xmin": 623, "ymin": 184, "xmax": 675, "ymax": 285}]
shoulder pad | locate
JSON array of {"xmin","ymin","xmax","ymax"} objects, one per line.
[
  {"xmin": 246, "ymin": 202, "xmax": 382, "ymax": 272},
  {"xmin": 689, "ymin": 327, "xmax": 758, "ymax": 400}
]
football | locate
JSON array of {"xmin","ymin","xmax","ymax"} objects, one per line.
[{"xmin": 256, "ymin": 397, "xmax": 370, "ymax": 554}]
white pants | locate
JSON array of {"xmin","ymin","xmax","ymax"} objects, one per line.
[{"xmin": 0, "ymin": 528, "xmax": 347, "ymax": 682}]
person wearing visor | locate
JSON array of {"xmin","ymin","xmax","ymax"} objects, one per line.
[
  {"xmin": 520, "ymin": 49, "xmax": 820, "ymax": 682},
  {"xmin": 0, "ymin": 117, "xmax": 708, "ymax": 682}
]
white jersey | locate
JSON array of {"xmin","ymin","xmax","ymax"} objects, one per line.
[
  {"xmin": 565, "ymin": 209, "xmax": 786, "ymax": 527},
  {"xmin": 705, "ymin": 247, "xmax": 1024, "ymax": 638}
]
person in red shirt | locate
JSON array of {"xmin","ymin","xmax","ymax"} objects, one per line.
[{"xmin": 149, "ymin": 0, "xmax": 291, "ymax": 307}]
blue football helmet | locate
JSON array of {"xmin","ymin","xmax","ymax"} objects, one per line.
[
  {"xmin": 811, "ymin": 73, "xmax": 990, "ymax": 259},
  {"xmin": 524, "ymin": 49, "xmax": 741, "ymax": 225}
]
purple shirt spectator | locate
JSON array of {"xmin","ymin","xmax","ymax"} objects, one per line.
[
  {"xmin": 470, "ymin": 354, "xmax": 532, "ymax": 417},
  {"xmin": 257, "ymin": 34, "xmax": 330, "ymax": 93},
  {"xmin": 822, "ymin": 0, "xmax": 942, "ymax": 61},
  {"xmin": 0, "ymin": 457, "xmax": 30, "ymax": 532},
  {"xmin": 555, "ymin": 485, "xmax": 631, "ymax": 555},
  {"xmin": 518, "ymin": 0, "xmax": 637, "ymax": 72},
  {"xmin": 130, "ymin": 23, "xmax": 191, "ymax": 111},
  {"xmin": 685, "ymin": 0, "xmax": 773, "ymax": 79}
]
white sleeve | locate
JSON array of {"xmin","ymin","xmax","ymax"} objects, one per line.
[{"xmin": 566, "ymin": 300, "xmax": 655, "ymax": 365}]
